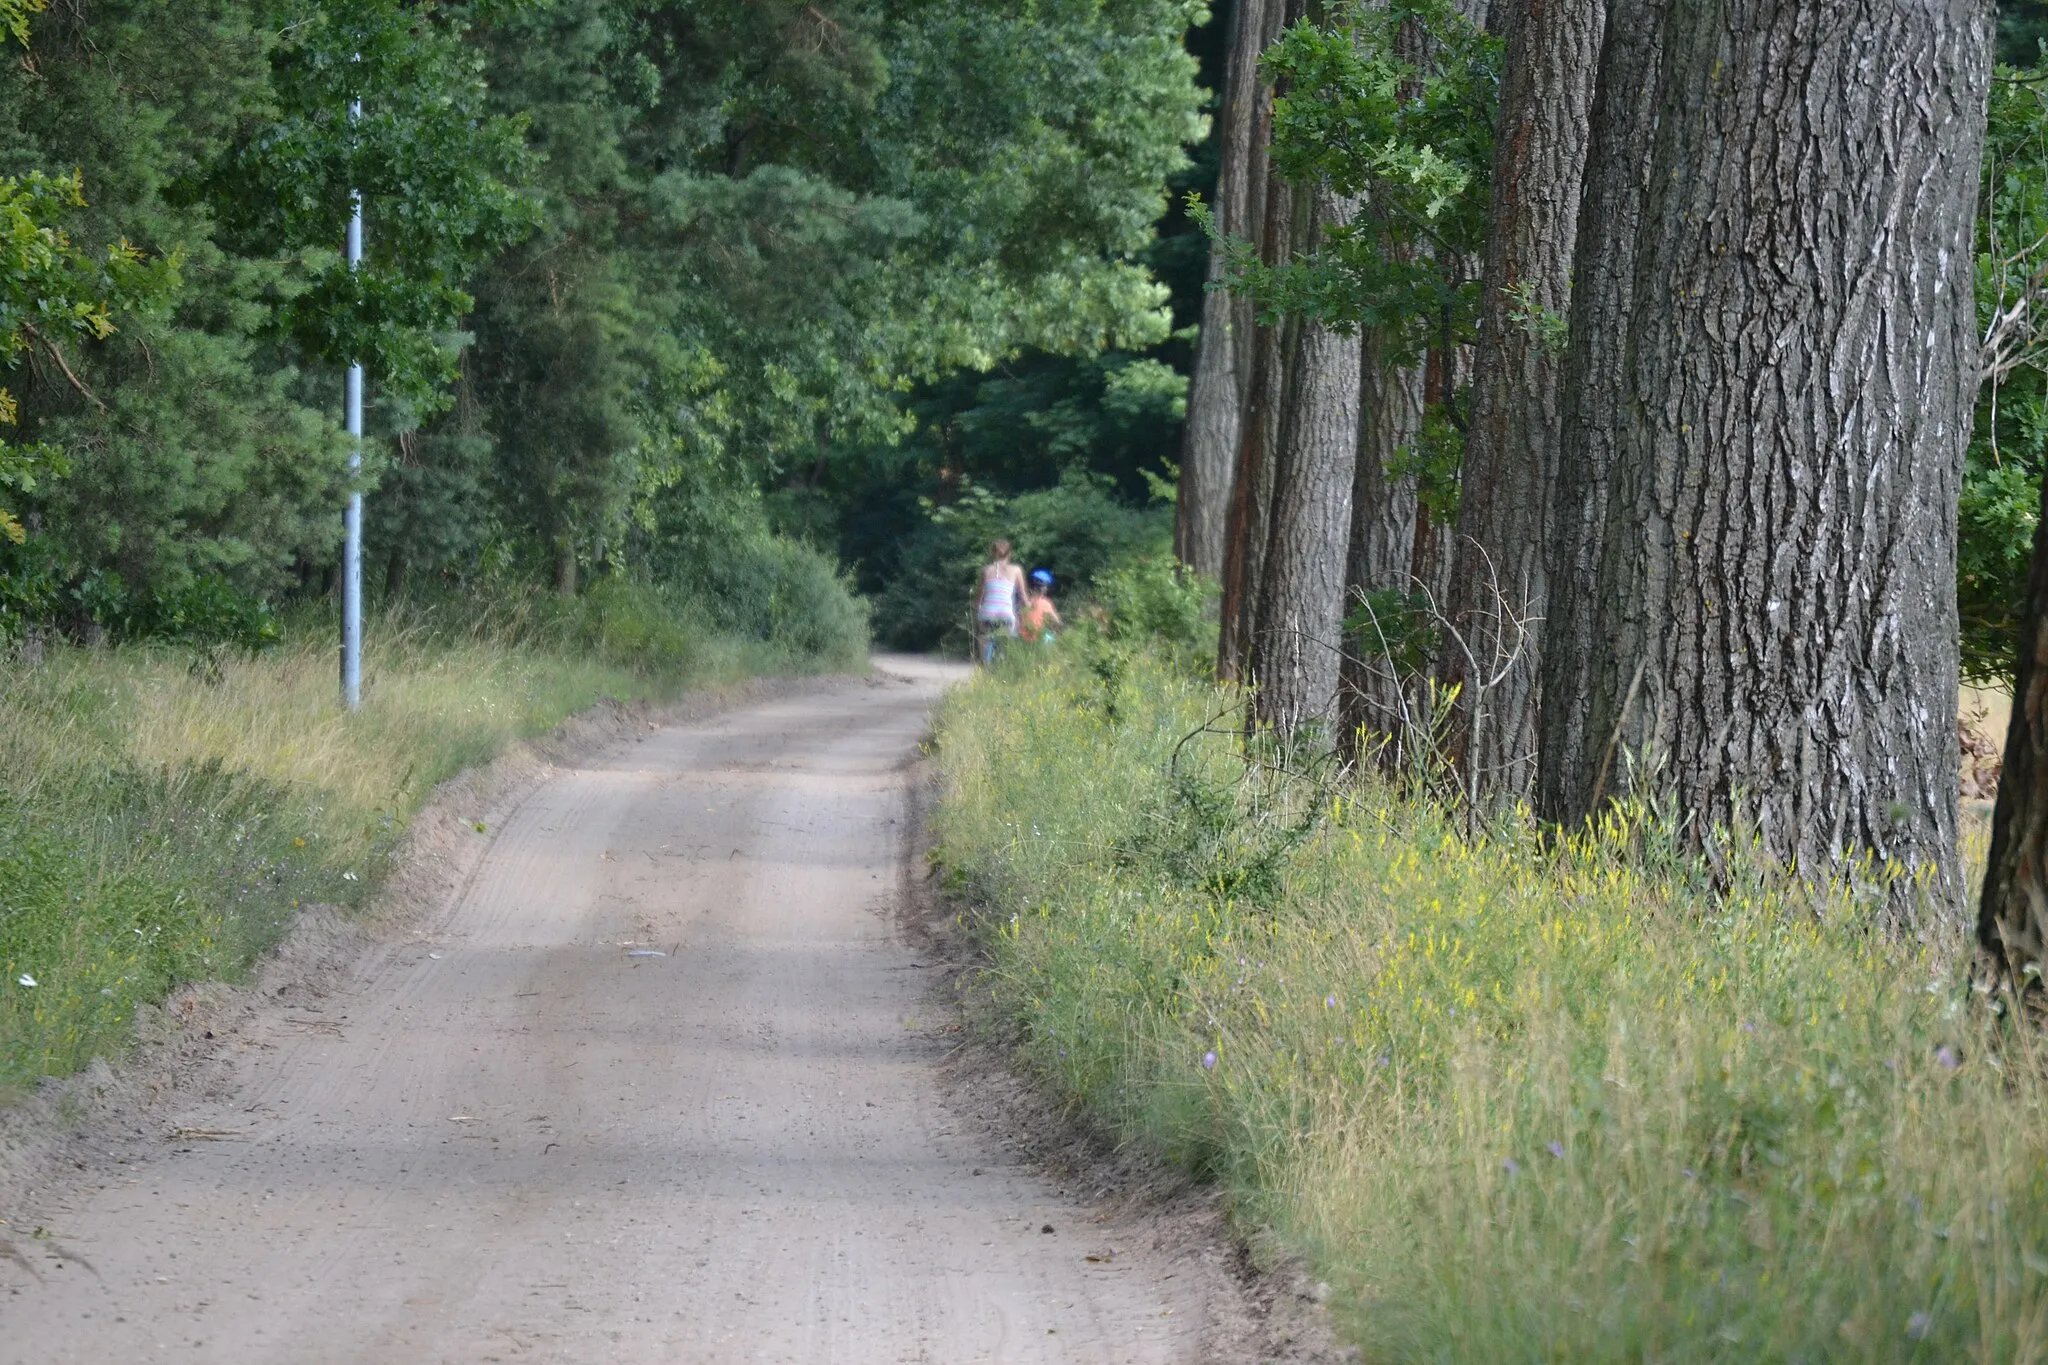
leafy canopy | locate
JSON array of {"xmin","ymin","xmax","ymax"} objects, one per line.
[
  {"xmin": 207, "ymin": 0, "xmax": 539, "ymax": 411},
  {"xmin": 1195, "ymin": 0, "xmax": 1498, "ymax": 362}
]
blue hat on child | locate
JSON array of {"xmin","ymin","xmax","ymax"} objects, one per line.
[{"xmin": 1029, "ymin": 569, "xmax": 1053, "ymax": 587}]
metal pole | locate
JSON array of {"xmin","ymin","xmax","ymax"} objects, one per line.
[{"xmin": 341, "ymin": 98, "xmax": 364, "ymax": 711}]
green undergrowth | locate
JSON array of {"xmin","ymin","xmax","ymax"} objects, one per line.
[
  {"xmin": 0, "ymin": 579, "xmax": 864, "ymax": 1092},
  {"xmin": 934, "ymin": 644, "xmax": 2048, "ymax": 1362}
]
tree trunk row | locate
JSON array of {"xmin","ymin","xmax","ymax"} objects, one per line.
[
  {"xmin": 1216, "ymin": 0, "xmax": 1304, "ymax": 685},
  {"xmin": 1198, "ymin": 0, "xmax": 1995, "ymax": 929}
]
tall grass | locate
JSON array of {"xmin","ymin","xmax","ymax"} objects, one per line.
[
  {"xmin": 935, "ymin": 644, "xmax": 2048, "ymax": 1362},
  {"xmin": 0, "ymin": 580, "xmax": 855, "ymax": 1092}
]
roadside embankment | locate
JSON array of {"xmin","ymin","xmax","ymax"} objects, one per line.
[
  {"xmin": 932, "ymin": 645, "xmax": 2048, "ymax": 1361},
  {"xmin": 0, "ymin": 583, "xmax": 860, "ymax": 1094}
]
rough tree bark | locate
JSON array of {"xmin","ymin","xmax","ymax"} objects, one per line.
[
  {"xmin": 1440, "ymin": 0, "xmax": 1604, "ymax": 804},
  {"xmin": 1216, "ymin": 54, "xmax": 1301, "ymax": 684},
  {"xmin": 1547, "ymin": 0, "xmax": 1991, "ymax": 922},
  {"xmin": 1218, "ymin": 310, "xmax": 1295, "ymax": 684},
  {"xmin": 1339, "ymin": 332, "xmax": 1425, "ymax": 765},
  {"xmin": 1983, "ymin": 475, "xmax": 2048, "ymax": 984},
  {"xmin": 1251, "ymin": 183, "xmax": 1365, "ymax": 737},
  {"xmin": 1176, "ymin": 0, "xmax": 1277, "ymax": 577},
  {"xmin": 1535, "ymin": 0, "xmax": 1670, "ymax": 823}
]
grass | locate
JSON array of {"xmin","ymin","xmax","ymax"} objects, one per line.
[
  {"xmin": 0, "ymin": 580, "xmax": 863, "ymax": 1092},
  {"xmin": 934, "ymin": 643, "xmax": 2048, "ymax": 1363}
]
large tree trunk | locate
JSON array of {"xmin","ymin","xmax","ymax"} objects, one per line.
[
  {"xmin": 1441, "ymin": 0, "xmax": 1604, "ymax": 805},
  {"xmin": 1983, "ymin": 475, "xmax": 2048, "ymax": 985},
  {"xmin": 1535, "ymin": 0, "xmax": 1670, "ymax": 823},
  {"xmin": 1251, "ymin": 183, "xmax": 1365, "ymax": 738},
  {"xmin": 1546, "ymin": 0, "xmax": 1990, "ymax": 923},
  {"xmin": 1176, "ymin": 0, "xmax": 1277, "ymax": 577},
  {"xmin": 1340, "ymin": 332, "xmax": 1425, "ymax": 767}
]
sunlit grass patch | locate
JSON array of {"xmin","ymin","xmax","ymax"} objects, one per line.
[{"xmin": 935, "ymin": 645, "xmax": 2048, "ymax": 1362}]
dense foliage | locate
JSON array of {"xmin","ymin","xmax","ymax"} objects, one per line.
[
  {"xmin": 1220, "ymin": 0, "xmax": 1498, "ymax": 358},
  {"xmin": 0, "ymin": 0, "xmax": 1212, "ymax": 646},
  {"xmin": 1964, "ymin": 60, "xmax": 2048, "ymax": 684}
]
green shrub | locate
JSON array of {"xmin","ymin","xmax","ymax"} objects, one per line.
[
  {"xmin": 872, "ymin": 470, "xmax": 1170, "ymax": 651},
  {"xmin": 0, "ymin": 535, "xmax": 282, "ymax": 650},
  {"xmin": 677, "ymin": 535, "xmax": 870, "ymax": 669},
  {"xmin": 647, "ymin": 501, "xmax": 871, "ymax": 669},
  {"xmin": 554, "ymin": 579, "xmax": 704, "ymax": 677},
  {"xmin": 1093, "ymin": 553, "xmax": 1216, "ymax": 664}
]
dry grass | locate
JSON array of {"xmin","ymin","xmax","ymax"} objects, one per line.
[{"xmin": 936, "ymin": 645, "xmax": 2048, "ymax": 1362}]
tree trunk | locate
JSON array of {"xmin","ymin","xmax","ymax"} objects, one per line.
[
  {"xmin": 1982, "ymin": 474, "xmax": 2048, "ymax": 984},
  {"xmin": 1219, "ymin": 314, "xmax": 1296, "ymax": 683},
  {"xmin": 1340, "ymin": 332, "xmax": 1425, "ymax": 767},
  {"xmin": 1217, "ymin": 88, "xmax": 1301, "ymax": 684},
  {"xmin": 1441, "ymin": 0, "xmax": 1604, "ymax": 805},
  {"xmin": 1535, "ymin": 0, "xmax": 1671, "ymax": 824},
  {"xmin": 1176, "ymin": 0, "xmax": 1278, "ymax": 577},
  {"xmin": 1251, "ymin": 183, "xmax": 1365, "ymax": 738},
  {"xmin": 1548, "ymin": 0, "xmax": 1990, "ymax": 923},
  {"xmin": 556, "ymin": 537, "xmax": 578, "ymax": 596}
]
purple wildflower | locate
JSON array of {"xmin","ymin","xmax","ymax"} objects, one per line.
[
  {"xmin": 1325, "ymin": 995, "xmax": 1338, "ymax": 1010},
  {"xmin": 1906, "ymin": 1311, "xmax": 1933, "ymax": 1341},
  {"xmin": 1546, "ymin": 1141, "xmax": 1565, "ymax": 1160},
  {"xmin": 1936, "ymin": 1045, "xmax": 1961, "ymax": 1071},
  {"xmin": 1202, "ymin": 1050, "xmax": 1218, "ymax": 1071},
  {"xmin": 1501, "ymin": 1157, "xmax": 1521, "ymax": 1177}
]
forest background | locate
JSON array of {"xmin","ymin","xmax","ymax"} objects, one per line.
[
  {"xmin": 0, "ymin": 0, "xmax": 1219, "ymax": 657},
  {"xmin": 7, "ymin": 0, "xmax": 2048, "ymax": 692}
]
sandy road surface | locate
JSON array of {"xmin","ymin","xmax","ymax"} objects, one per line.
[{"xmin": 2, "ymin": 659, "xmax": 1212, "ymax": 1363}]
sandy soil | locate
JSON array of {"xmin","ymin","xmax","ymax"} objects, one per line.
[{"xmin": 0, "ymin": 658, "xmax": 1319, "ymax": 1363}]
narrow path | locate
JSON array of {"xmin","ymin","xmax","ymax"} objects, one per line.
[{"xmin": 3, "ymin": 660, "xmax": 1207, "ymax": 1363}]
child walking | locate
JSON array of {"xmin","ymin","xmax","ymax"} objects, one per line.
[{"xmin": 1019, "ymin": 569, "xmax": 1062, "ymax": 646}]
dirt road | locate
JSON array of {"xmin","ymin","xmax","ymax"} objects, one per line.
[{"xmin": 1, "ymin": 660, "xmax": 1227, "ymax": 1363}]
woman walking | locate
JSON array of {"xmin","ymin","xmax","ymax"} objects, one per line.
[{"xmin": 973, "ymin": 539, "xmax": 1028, "ymax": 665}]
